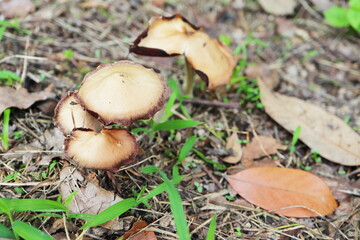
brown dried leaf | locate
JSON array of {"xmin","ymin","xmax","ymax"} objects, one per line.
[
  {"xmin": 0, "ymin": 0, "xmax": 35, "ymax": 18},
  {"xmin": 242, "ymin": 135, "xmax": 287, "ymax": 163},
  {"xmin": 59, "ymin": 166, "xmax": 122, "ymax": 216},
  {"xmin": 258, "ymin": 78, "xmax": 360, "ymax": 166},
  {"xmin": 226, "ymin": 167, "xmax": 338, "ymax": 217},
  {"xmin": 0, "ymin": 84, "xmax": 53, "ymax": 115},
  {"xmin": 258, "ymin": 0, "xmax": 298, "ymax": 15},
  {"xmin": 222, "ymin": 132, "xmax": 242, "ymax": 164},
  {"xmin": 122, "ymin": 221, "xmax": 157, "ymax": 240}
]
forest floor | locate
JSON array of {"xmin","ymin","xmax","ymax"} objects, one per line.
[{"xmin": 0, "ymin": 0, "xmax": 359, "ymax": 239}]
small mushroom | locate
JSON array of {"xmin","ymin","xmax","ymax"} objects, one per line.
[
  {"xmin": 53, "ymin": 91, "xmax": 102, "ymax": 135},
  {"xmin": 75, "ymin": 60, "xmax": 169, "ymax": 126},
  {"xmin": 130, "ymin": 14, "xmax": 237, "ymax": 91},
  {"xmin": 64, "ymin": 128, "xmax": 138, "ymax": 172}
]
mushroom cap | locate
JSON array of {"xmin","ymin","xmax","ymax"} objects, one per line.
[
  {"xmin": 184, "ymin": 32, "xmax": 237, "ymax": 90},
  {"xmin": 64, "ymin": 128, "xmax": 138, "ymax": 172},
  {"xmin": 75, "ymin": 60, "xmax": 169, "ymax": 126},
  {"xmin": 130, "ymin": 14, "xmax": 198, "ymax": 56},
  {"xmin": 53, "ymin": 91, "xmax": 102, "ymax": 135},
  {"xmin": 130, "ymin": 14, "xmax": 237, "ymax": 89}
]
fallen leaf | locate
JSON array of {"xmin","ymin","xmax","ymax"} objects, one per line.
[
  {"xmin": 275, "ymin": 18, "xmax": 296, "ymax": 37},
  {"xmin": 0, "ymin": 0, "xmax": 35, "ymax": 18},
  {"xmin": 258, "ymin": 78, "xmax": 360, "ymax": 166},
  {"xmin": 222, "ymin": 132, "xmax": 243, "ymax": 164},
  {"xmin": 121, "ymin": 221, "xmax": 157, "ymax": 240},
  {"xmin": 226, "ymin": 167, "xmax": 338, "ymax": 217},
  {"xmin": 0, "ymin": 84, "xmax": 53, "ymax": 115},
  {"xmin": 59, "ymin": 166, "xmax": 122, "ymax": 216},
  {"xmin": 258, "ymin": 0, "xmax": 298, "ymax": 15},
  {"xmin": 241, "ymin": 135, "xmax": 287, "ymax": 163}
]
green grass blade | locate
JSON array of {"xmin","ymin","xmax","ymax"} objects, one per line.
[
  {"xmin": 141, "ymin": 166, "xmax": 190, "ymax": 240},
  {"xmin": 0, "ymin": 109, "xmax": 11, "ymax": 151},
  {"xmin": 0, "ymin": 27, "xmax": 6, "ymax": 41},
  {"xmin": 192, "ymin": 148, "xmax": 227, "ymax": 170},
  {"xmin": 158, "ymin": 171, "xmax": 191, "ymax": 240},
  {"xmin": 206, "ymin": 214, "xmax": 217, "ymax": 240},
  {"xmin": 153, "ymin": 120, "xmax": 203, "ymax": 131},
  {"xmin": 9, "ymin": 199, "xmax": 66, "ymax": 212},
  {"xmin": 81, "ymin": 198, "xmax": 137, "ymax": 229},
  {"xmin": 0, "ymin": 223, "xmax": 15, "ymax": 239},
  {"xmin": 12, "ymin": 220, "xmax": 55, "ymax": 240},
  {"xmin": 177, "ymin": 136, "xmax": 197, "ymax": 164}
]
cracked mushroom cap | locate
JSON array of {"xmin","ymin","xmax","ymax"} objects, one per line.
[
  {"xmin": 64, "ymin": 128, "xmax": 138, "ymax": 172},
  {"xmin": 130, "ymin": 14, "xmax": 237, "ymax": 90},
  {"xmin": 53, "ymin": 92, "xmax": 102, "ymax": 135},
  {"xmin": 75, "ymin": 60, "xmax": 168, "ymax": 126}
]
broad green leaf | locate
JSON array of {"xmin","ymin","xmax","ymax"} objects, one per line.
[
  {"xmin": 349, "ymin": 0, "xmax": 360, "ymax": 10},
  {"xmin": 153, "ymin": 120, "xmax": 203, "ymax": 131},
  {"xmin": 0, "ymin": 198, "xmax": 11, "ymax": 214},
  {"xmin": 81, "ymin": 198, "xmax": 137, "ymax": 229},
  {"xmin": 177, "ymin": 136, "xmax": 197, "ymax": 164},
  {"xmin": 206, "ymin": 214, "xmax": 217, "ymax": 240},
  {"xmin": 324, "ymin": 7, "xmax": 350, "ymax": 27},
  {"xmin": 347, "ymin": 9, "xmax": 360, "ymax": 32},
  {"xmin": 0, "ymin": 223, "xmax": 15, "ymax": 239},
  {"xmin": 12, "ymin": 220, "xmax": 55, "ymax": 240},
  {"xmin": 9, "ymin": 199, "xmax": 66, "ymax": 212}
]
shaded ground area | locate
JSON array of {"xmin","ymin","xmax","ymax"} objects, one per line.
[{"xmin": 0, "ymin": 0, "xmax": 359, "ymax": 239}]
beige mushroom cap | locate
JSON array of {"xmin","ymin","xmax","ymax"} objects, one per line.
[
  {"xmin": 53, "ymin": 92, "xmax": 102, "ymax": 135},
  {"xmin": 130, "ymin": 14, "xmax": 237, "ymax": 90},
  {"xmin": 64, "ymin": 128, "xmax": 138, "ymax": 172},
  {"xmin": 75, "ymin": 60, "xmax": 169, "ymax": 126}
]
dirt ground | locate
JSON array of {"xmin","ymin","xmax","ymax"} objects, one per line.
[{"xmin": 0, "ymin": 0, "xmax": 359, "ymax": 239}]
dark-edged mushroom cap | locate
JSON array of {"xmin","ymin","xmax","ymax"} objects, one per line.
[
  {"xmin": 64, "ymin": 128, "xmax": 138, "ymax": 172},
  {"xmin": 75, "ymin": 60, "xmax": 169, "ymax": 126},
  {"xmin": 130, "ymin": 14, "xmax": 237, "ymax": 89},
  {"xmin": 53, "ymin": 91, "xmax": 102, "ymax": 135},
  {"xmin": 130, "ymin": 14, "xmax": 198, "ymax": 56}
]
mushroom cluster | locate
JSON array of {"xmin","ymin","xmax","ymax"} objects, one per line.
[
  {"xmin": 130, "ymin": 14, "xmax": 237, "ymax": 92},
  {"xmin": 54, "ymin": 61, "xmax": 169, "ymax": 172}
]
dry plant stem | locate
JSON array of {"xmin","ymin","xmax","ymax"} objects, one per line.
[{"xmin": 184, "ymin": 57, "xmax": 195, "ymax": 96}]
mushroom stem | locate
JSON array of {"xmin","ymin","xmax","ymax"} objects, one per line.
[{"xmin": 183, "ymin": 57, "xmax": 195, "ymax": 96}]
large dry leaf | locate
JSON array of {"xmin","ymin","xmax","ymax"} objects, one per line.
[
  {"xmin": 258, "ymin": 0, "xmax": 298, "ymax": 15},
  {"xmin": 222, "ymin": 132, "xmax": 242, "ymax": 164},
  {"xmin": 227, "ymin": 167, "xmax": 338, "ymax": 217},
  {"xmin": 121, "ymin": 221, "xmax": 157, "ymax": 240},
  {"xmin": 242, "ymin": 135, "xmax": 287, "ymax": 163},
  {"xmin": 0, "ymin": 84, "xmax": 53, "ymax": 115},
  {"xmin": 258, "ymin": 78, "xmax": 360, "ymax": 166},
  {"xmin": 0, "ymin": 0, "xmax": 35, "ymax": 18},
  {"xmin": 60, "ymin": 166, "xmax": 122, "ymax": 215}
]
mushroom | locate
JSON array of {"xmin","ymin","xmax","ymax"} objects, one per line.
[
  {"xmin": 64, "ymin": 128, "xmax": 138, "ymax": 172},
  {"xmin": 53, "ymin": 91, "xmax": 102, "ymax": 135},
  {"xmin": 130, "ymin": 14, "xmax": 237, "ymax": 93},
  {"xmin": 75, "ymin": 60, "xmax": 169, "ymax": 126}
]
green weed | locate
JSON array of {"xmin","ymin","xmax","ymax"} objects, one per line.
[
  {"xmin": 206, "ymin": 214, "xmax": 217, "ymax": 240},
  {"xmin": 324, "ymin": 0, "xmax": 360, "ymax": 32},
  {"xmin": 0, "ymin": 109, "xmax": 11, "ymax": 151},
  {"xmin": 289, "ymin": 125, "xmax": 302, "ymax": 154},
  {"xmin": 0, "ymin": 71, "xmax": 21, "ymax": 86}
]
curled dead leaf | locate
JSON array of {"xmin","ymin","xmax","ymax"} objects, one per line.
[
  {"xmin": 222, "ymin": 132, "xmax": 242, "ymax": 164},
  {"xmin": 0, "ymin": 84, "xmax": 53, "ymax": 115},
  {"xmin": 226, "ymin": 167, "xmax": 338, "ymax": 217},
  {"xmin": 242, "ymin": 135, "xmax": 287, "ymax": 164},
  {"xmin": 258, "ymin": 78, "xmax": 360, "ymax": 166}
]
